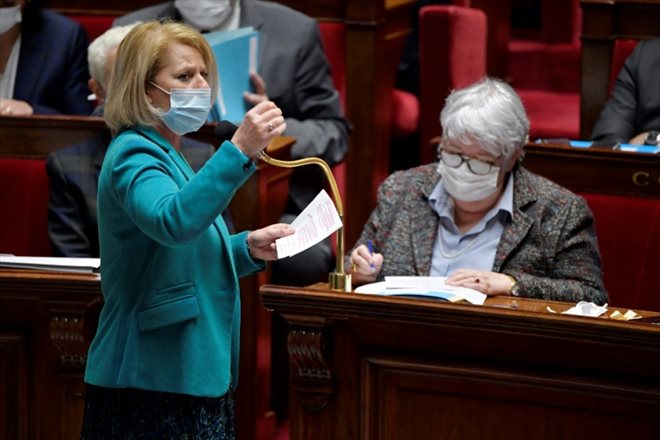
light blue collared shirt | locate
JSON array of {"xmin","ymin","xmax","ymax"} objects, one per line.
[{"xmin": 428, "ymin": 173, "xmax": 514, "ymax": 276}]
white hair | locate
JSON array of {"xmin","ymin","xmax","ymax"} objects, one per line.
[
  {"xmin": 87, "ymin": 23, "xmax": 141, "ymax": 89},
  {"xmin": 440, "ymin": 77, "xmax": 530, "ymax": 161}
]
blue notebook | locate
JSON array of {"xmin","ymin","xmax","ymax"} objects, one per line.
[{"xmin": 204, "ymin": 27, "xmax": 259, "ymax": 123}]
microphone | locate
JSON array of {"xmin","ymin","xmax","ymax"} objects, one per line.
[
  {"xmin": 213, "ymin": 119, "xmax": 351, "ymax": 291},
  {"xmin": 258, "ymin": 151, "xmax": 350, "ymax": 292},
  {"xmin": 214, "ymin": 120, "xmax": 238, "ymax": 142}
]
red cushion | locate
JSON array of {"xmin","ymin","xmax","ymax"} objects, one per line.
[
  {"xmin": 582, "ymin": 193, "xmax": 660, "ymax": 312},
  {"xmin": 517, "ymin": 89, "xmax": 580, "ymax": 140},
  {"xmin": 508, "ymin": 41, "xmax": 580, "ymax": 93},
  {"xmin": 390, "ymin": 89, "xmax": 420, "ymax": 137},
  {"xmin": 67, "ymin": 14, "xmax": 115, "ymax": 42},
  {"xmin": 0, "ymin": 158, "xmax": 51, "ymax": 256},
  {"xmin": 608, "ymin": 39, "xmax": 639, "ymax": 96},
  {"xmin": 318, "ymin": 22, "xmax": 346, "ymax": 111},
  {"xmin": 419, "ymin": 5, "xmax": 487, "ymax": 164}
]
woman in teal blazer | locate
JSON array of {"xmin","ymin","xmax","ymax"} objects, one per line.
[{"xmin": 81, "ymin": 21, "xmax": 291, "ymax": 439}]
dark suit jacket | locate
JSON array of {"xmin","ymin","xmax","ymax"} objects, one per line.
[
  {"xmin": 591, "ymin": 38, "xmax": 660, "ymax": 143},
  {"xmin": 114, "ymin": 0, "xmax": 349, "ymax": 211},
  {"xmin": 46, "ymin": 133, "xmax": 217, "ymax": 257},
  {"xmin": 15, "ymin": 9, "xmax": 93, "ymax": 115},
  {"xmin": 348, "ymin": 163, "xmax": 608, "ymax": 305}
]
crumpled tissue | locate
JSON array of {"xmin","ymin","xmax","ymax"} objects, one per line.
[{"xmin": 547, "ymin": 301, "xmax": 608, "ymax": 317}]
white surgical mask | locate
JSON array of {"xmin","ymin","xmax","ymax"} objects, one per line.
[
  {"xmin": 175, "ymin": 0, "xmax": 233, "ymax": 31},
  {"xmin": 0, "ymin": 5, "xmax": 21, "ymax": 35},
  {"xmin": 437, "ymin": 160, "xmax": 500, "ymax": 202},
  {"xmin": 150, "ymin": 82, "xmax": 212, "ymax": 135}
]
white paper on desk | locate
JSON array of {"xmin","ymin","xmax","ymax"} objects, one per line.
[
  {"xmin": 384, "ymin": 276, "xmax": 487, "ymax": 305},
  {"xmin": 0, "ymin": 255, "xmax": 100, "ymax": 273},
  {"xmin": 275, "ymin": 190, "xmax": 342, "ymax": 259}
]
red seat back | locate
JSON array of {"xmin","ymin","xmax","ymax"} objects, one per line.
[
  {"xmin": 608, "ymin": 39, "xmax": 639, "ymax": 95},
  {"xmin": 419, "ymin": 5, "xmax": 487, "ymax": 164},
  {"xmin": 582, "ymin": 192, "xmax": 660, "ymax": 312},
  {"xmin": 318, "ymin": 21, "xmax": 346, "ymax": 111},
  {"xmin": 0, "ymin": 158, "xmax": 51, "ymax": 256},
  {"xmin": 317, "ymin": 21, "xmax": 347, "ymax": 199},
  {"xmin": 66, "ymin": 14, "xmax": 115, "ymax": 42}
]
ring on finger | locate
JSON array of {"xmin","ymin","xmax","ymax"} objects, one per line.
[{"xmin": 267, "ymin": 121, "xmax": 274, "ymax": 132}]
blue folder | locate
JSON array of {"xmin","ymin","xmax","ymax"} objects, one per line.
[{"xmin": 204, "ymin": 27, "xmax": 259, "ymax": 123}]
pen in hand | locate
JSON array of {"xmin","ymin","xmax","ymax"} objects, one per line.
[{"xmin": 367, "ymin": 239, "xmax": 376, "ymax": 270}]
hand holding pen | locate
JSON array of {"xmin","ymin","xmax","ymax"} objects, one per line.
[{"xmin": 349, "ymin": 239, "xmax": 384, "ymax": 285}]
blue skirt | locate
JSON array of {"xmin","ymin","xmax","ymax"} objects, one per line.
[{"xmin": 80, "ymin": 384, "xmax": 235, "ymax": 439}]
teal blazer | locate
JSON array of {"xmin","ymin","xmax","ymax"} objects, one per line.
[{"xmin": 84, "ymin": 126, "xmax": 264, "ymax": 398}]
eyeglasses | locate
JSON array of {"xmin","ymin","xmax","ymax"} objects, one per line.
[{"xmin": 439, "ymin": 149, "xmax": 499, "ymax": 175}]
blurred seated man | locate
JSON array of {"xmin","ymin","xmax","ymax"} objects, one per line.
[
  {"xmin": 591, "ymin": 38, "xmax": 660, "ymax": 146},
  {"xmin": 46, "ymin": 24, "xmax": 218, "ymax": 257},
  {"xmin": 0, "ymin": 0, "xmax": 92, "ymax": 115},
  {"xmin": 349, "ymin": 77, "xmax": 608, "ymax": 305},
  {"xmin": 114, "ymin": 0, "xmax": 350, "ymax": 285}
]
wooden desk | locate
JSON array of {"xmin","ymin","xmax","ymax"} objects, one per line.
[
  {"xmin": 261, "ymin": 284, "xmax": 660, "ymax": 440},
  {"xmin": 523, "ymin": 142, "xmax": 660, "ymax": 197},
  {"xmin": 0, "ymin": 268, "xmax": 101, "ymax": 440},
  {"xmin": 581, "ymin": 0, "xmax": 660, "ymax": 138}
]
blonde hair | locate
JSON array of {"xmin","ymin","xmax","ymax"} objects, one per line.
[{"xmin": 104, "ymin": 20, "xmax": 218, "ymax": 134}]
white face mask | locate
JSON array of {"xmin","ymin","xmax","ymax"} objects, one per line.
[
  {"xmin": 0, "ymin": 5, "xmax": 22, "ymax": 35},
  {"xmin": 437, "ymin": 160, "xmax": 500, "ymax": 202},
  {"xmin": 174, "ymin": 0, "xmax": 233, "ymax": 31},
  {"xmin": 150, "ymin": 82, "xmax": 212, "ymax": 136}
]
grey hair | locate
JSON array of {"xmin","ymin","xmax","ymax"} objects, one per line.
[
  {"xmin": 439, "ymin": 77, "xmax": 530, "ymax": 161},
  {"xmin": 87, "ymin": 23, "xmax": 141, "ymax": 89}
]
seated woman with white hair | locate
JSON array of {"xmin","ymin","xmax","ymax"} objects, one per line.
[{"xmin": 348, "ymin": 76, "xmax": 607, "ymax": 304}]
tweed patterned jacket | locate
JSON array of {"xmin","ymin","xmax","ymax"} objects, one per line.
[{"xmin": 349, "ymin": 163, "xmax": 608, "ymax": 304}]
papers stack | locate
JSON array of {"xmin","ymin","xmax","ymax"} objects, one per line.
[
  {"xmin": 0, "ymin": 255, "xmax": 100, "ymax": 273},
  {"xmin": 355, "ymin": 276, "xmax": 487, "ymax": 305}
]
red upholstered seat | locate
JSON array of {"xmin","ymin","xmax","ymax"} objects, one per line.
[
  {"xmin": 517, "ymin": 89, "xmax": 580, "ymax": 140},
  {"xmin": 317, "ymin": 21, "xmax": 347, "ymax": 200},
  {"xmin": 0, "ymin": 158, "xmax": 51, "ymax": 256},
  {"xmin": 582, "ymin": 193, "xmax": 660, "ymax": 312},
  {"xmin": 390, "ymin": 89, "xmax": 420, "ymax": 138},
  {"xmin": 507, "ymin": 0, "xmax": 581, "ymax": 141},
  {"xmin": 418, "ymin": 4, "xmax": 487, "ymax": 164},
  {"xmin": 608, "ymin": 39, "xmax": 639, "ymax": 95},
  {"xmin": 67, "ymin": 14, "xmax": 115, "ymax": 42}
]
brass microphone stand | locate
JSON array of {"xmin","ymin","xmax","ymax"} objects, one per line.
[{"xmin": 258, "ymin": 151, "xmax": 351, "ymax": 292}]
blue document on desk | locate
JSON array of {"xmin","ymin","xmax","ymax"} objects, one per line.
[
  {"xmin": 567, "ymin": 140, "xmax": 660, "ymax": 154},
  {"xmin": 204, "ymin": 27, "xmax": 259, "ymax": 123}
]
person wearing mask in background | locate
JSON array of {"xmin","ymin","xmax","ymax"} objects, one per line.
[
  {"xmin": 0, "ymin": 0, "xmax": 92, "ymax": 115},
  {"xmin": 349, "ymin": 77, "xmax": 607, "ymax": 305},
  {"xmin": 80, "ymin": 21, "xmax": 294, "ymax": 438},
  {"xmin": 115, "ymin": 0, "xmax": 350, "ymax": 421},
  {"xmin": 591, "ymin": 38, "xmax": 660, "ymax": 147},
  {"xmin": 46, "ymin": 23, "xmax": 223, "ymax": 258}
]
